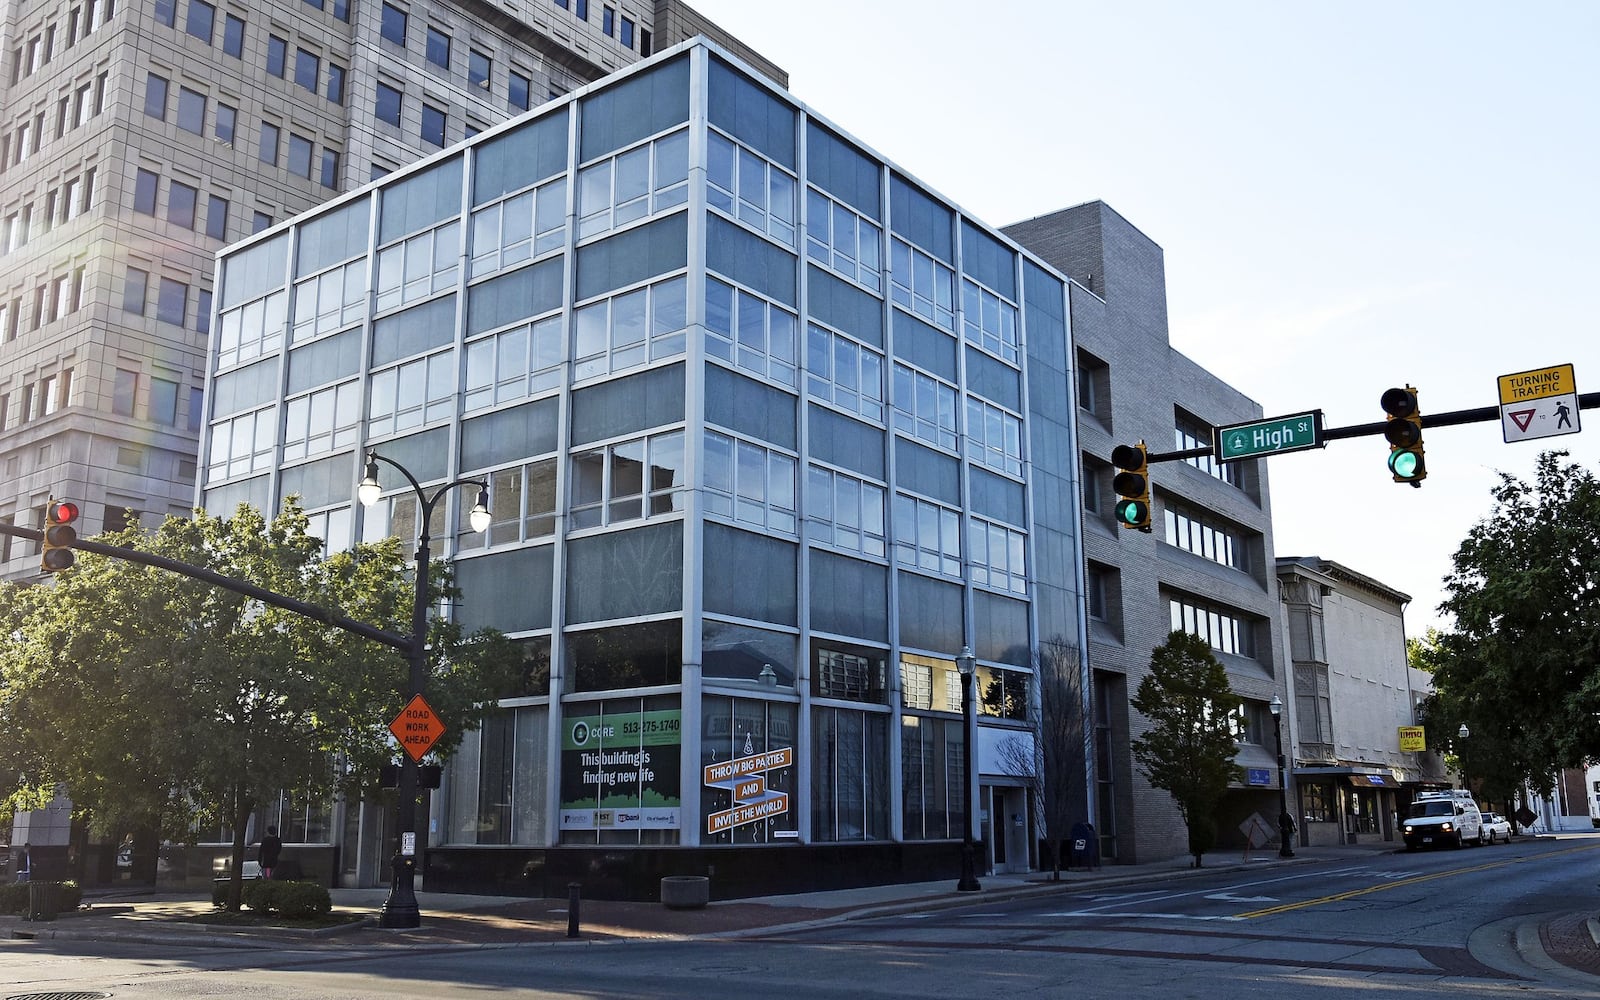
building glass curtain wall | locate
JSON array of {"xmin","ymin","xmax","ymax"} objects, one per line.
[{"xmin": 201, "ymin": 40, "xmax": 1088, "ymax": 889}]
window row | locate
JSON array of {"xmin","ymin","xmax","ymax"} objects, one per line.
[
  {"xmin": 708, "ymin": 129, "xmax": 796, "ymax": 247},
  {"xmin": 806, "ymin": 323, "xmax": 884, "ymax": 422},
  {"xmin": 111, "ymin": 368, "xmax": 198, "ymax": 430},
  {"xmin": 551, "ymin": 0, "xmax": 651, "ymax": 54},
  {"xmin": 704, "ymin": 277, "xmax": 797, "ymax": 388},
  {"xmin": 807, "ymin": 187, "xmax": 881, "ymax": 292},
  {"xmin": 9, "ymin": 0, "xmax": 112, "ymax": 85},
  {"xmin": 469, "ymin": 176, "xmax": 567, "ymax": 278},
  {"xmin": 577, "ymin": 129, "xmax": 688, "ymax": 240},
  {"xmin": 705, "ymin": 429, "xmax": 797, "ymax": 534},
  {"xmin": 259, "ymin": 119, "xmax": 341, "ymax": 189},
  {"xmin": 133, "ymin": 167, "xmax": 230, "ymax": 240},
  {"xmin": 574, "ymin": 274, "xmax": 687, "ymax": 381},
  {"xmin": 124, "ymin": 265, "xmax": 212, "ymax": 334},
  {"xmin": 380, "ymin": 4, "xmax": 539, "ymax": 115},
  {"xmin": 1164, "ymin": 505, "xmax": 1244, "ymax": 570},
  {"xmin": 1, "ymin": 165, "xmax": 95, "ymax": 256},
  {"xmin": 1169, "ymin": 596, "xmax": 1254, "ymax": 657},
  {"xmin": 1175, "ymin": 413, "xmax": 1245, "ymax": 487},
  {"xmin": 571, "ymin": 429, "xmax": 686, "ymax": 529},
  {"xmin": 961, "ymin": 278, "xmax": 1018, "ymax": 365},
  {"xmin": 375, "ymin": 79, "xmax": 456, "ymax": 151},
  {"xmin": 32, "ymin": 265, "xmax": 87, "ymax": 329},
  {"xmin": 0, "ymin": 368, "xmax": 73, "ymax": 433},
  {"xmin": 0, "ymin": 70, "xmax": 110, "ymax": 179}
]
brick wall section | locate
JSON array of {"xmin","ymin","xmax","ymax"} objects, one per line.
[{"xmin": 1007, "ymin": 202, "xmax": 1288, "ymax": 863}]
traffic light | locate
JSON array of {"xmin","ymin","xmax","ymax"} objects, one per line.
[
  {"xmin": 1111, "ymin": 442, "xmax": 1152, "ymax": 532},
  {"xmin": 1381, "ymin": 386, "xmax": 1426, "ymax": 487},
  {"xmin": 40, "ymin": 499, "xmax": 79, "ymax": 572}
]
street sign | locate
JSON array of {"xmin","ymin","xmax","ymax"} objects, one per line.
[
  {"xmin": 1498, "ymin": 364, "xmax": 1579, "ymax": 443},
  {"xmin": 1398, "ymin": 725, "xmax": 1426, "ymax": 752},
  {"xmin": 1215, "ymin": 411, "xmax": 1324, "ymax": 462},
  {"xmin": 389, "ymin": 693, "xmax": 446, "ymax": 762}
]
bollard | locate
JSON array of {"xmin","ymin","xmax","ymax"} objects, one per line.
[{"xmin": 567, "ymin": 881, "xmax": 581, "ymax": 938}]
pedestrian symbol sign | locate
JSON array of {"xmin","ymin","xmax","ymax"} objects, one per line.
[
  {"xmin": 1497, "ymin": 364, "xmax": 1579, "ymax": 443},
  {"xmin": 389, "ymin": 693, "xmax": 446, "ymax": 762}
]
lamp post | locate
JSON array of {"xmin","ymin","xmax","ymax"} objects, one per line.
[
  {"xmin": 955, "ymin": 645, "xmax": 982, "ymax": 892},
  {"xmin": 1269, "ymin": 695, "xmax": 1294, "ymax": 858},
  {"xmin": 359, "ymin": 450, "xmax": 490, "ymax": 929},
  {"xmin": 1457, "ymin": 722, "xmax": 1471, "ymax": 799}
]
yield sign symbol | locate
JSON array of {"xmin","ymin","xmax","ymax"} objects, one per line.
[{"xmin": 1509, "ymin": 409, "xmax": 1536, "ymax": 431}]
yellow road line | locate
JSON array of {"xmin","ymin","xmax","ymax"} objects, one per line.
[{"xmin": 1235, "ymin": 842, "xmax": 1600, "ymax": 919}]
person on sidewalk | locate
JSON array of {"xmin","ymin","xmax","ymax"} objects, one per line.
[
  {"xmin": 13, "ymin": 843, "xmax": 30, "ymax": 884},
  {"xmin": 259, "ymin": 827, "xmax": 283, "ymax": 880}
]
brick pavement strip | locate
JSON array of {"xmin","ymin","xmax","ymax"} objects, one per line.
[{"xmin": 1539, "ymin": 914, "xmax": 1600, "ymax": 977}]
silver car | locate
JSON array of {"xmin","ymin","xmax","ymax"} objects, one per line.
[{"xmin": 1481, "ymin": 811, "xmax": 1513, "ymax": 844}]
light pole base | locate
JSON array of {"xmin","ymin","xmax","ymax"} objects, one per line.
[
  {"xmin": 956, "ymin": 839, "xmax": 982, "ymax": 892},
  {"xmin": 377, "ymin": 853, "xmax": 421, "ymax": 929}
]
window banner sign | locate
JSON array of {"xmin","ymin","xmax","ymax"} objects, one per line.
[{"xmin": 559, "ymin": 705, "xmax": 682, "ymax": 830}]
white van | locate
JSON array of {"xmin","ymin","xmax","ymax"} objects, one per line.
[{"xmin": 1402, "ymin": 789, "xmax": 1484, "ymax": 850}]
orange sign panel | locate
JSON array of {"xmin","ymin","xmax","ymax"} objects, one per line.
[{"xmin": 389, "ymin": 693, "xmax": 446, "ymax": 762}]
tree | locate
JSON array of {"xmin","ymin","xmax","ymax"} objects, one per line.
[
  {"xmin": 0, "ymin": 500, "xmax": 524, "ymax": 908},
  {"xmin": 1429, "ymin": 451, "xmax": 1600, "ymax": 795},
  {"xmin": 1130, "ymin": 631, "xmax": 1243, "ymax": 868},
  {"xmin": 1012, "ymin": 638, "xmax": 1088, "ymax": 879}
]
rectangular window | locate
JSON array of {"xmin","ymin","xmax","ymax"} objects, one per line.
[
  {"xmin": 375, "ymin": 81, "xmax": 403, "ymax": 126},
  {"xmin": 366, "ymin": 348, "xmax": 456, "ymax": 437},
  {"xmin": 890, "ymin": 238, "xmax": 956, "ymax": 331},
  {"xmin": 326, "ymin": 63, "xmax": 346, "ymax": 105},
  {"xmin": 143, "ymin": 73, "xmax": 168, "ymax": 120},
  {"xmin": 157, "ymin": 277, "xmax": 188, "ymax": 325},
  {"xmin": 222, "ymin": 13, "xmax": 244, "ymax": 57},
  {"xmin": 320, "ymin": 148, "xmax": 339, "ymax": 189},
  {"xmin": 425, "ymin": 26, "xmax": 450, "ymax": 68},
  {"xmin": 808, "ymin": 465, "xmax": 886, "ymax": 558},
  {"xmin": 805, "ymin": 187, "xmax": 881, "ymax": 290},
  {"xmin": 206, "ymin": 194, "xmax": 228, "ymax": 240},
  {"xmin": 259, "ymin": 121, "xmax": 280, "ymax": 164},
  {"xmin": 113, "ymin": 368, "xmax": 137, "ymax": 416},
  {"xmin": 703, "ymin": 429, "xmax": 797, "ymax": 534},
  {"xmin": 469, "ymin": 49, "xmax": 491, "ymax": 90},
  {"xmin": 196, "ymin": 288, "xmax": 212, "ymax": 336},
  {"xmin": 577, "ymin": 0, "xmax": 588, "ymax": 19},
  {"xmin": 891, "ymin": 363, "xmax": 957, "ymax": 451},
  {"xmin": 380, "ymin": 3, "xmax": 407, "ymax": 45},
  {"xmin": 965, "ymin": 397, "xmax": 1023, "ymax": 477},
  {"xmin": 508, "ymin": 71, "xmax": 530, "ymax": 111},
  {"xmin": 708, "ymin": 131, "xmax": 798, "ymax": 247},
  {"xmin": 961, "ymin": 279, "xmax": 1019, "ymax": 365},
  {"xmin": 185, "ymin": 0, "xmax": 215, "ymax": 43},
  {"xmin": 568, "ymin": 430, "xmax": 686, "ymax": 529},
  {"xmin": 281, "ymin": 380, "xmax": 360, "ymax": 461},
  {"xmin": 572, "ymin": 275, "xmax": 688, "ymax": 381},
  {"xmin": 215, "ymin": 102, "xmax": 236, "ymax": 144},
  {"xmin": 421, "ymin": 103, "xmax": 446, "ymax": 146},
  {"xmin": 150, "ymin": 376, "xmax": 179, "ymax": 425},
  {"xmin": 374, "ymin": 219, "xmax": 459, "ymax": 312},
  {"xmin": 1176, "ymin": 412, "xmax": 1244, "ymax": 487},
  {"xmin": 894, "ymin": 493, "xmax": 961, "ymax": 576},
  {"xmin": 294, "ymin": 48, "xmax": 319, "ymax": 93},
  {"xmin": 124, "ymin": 267, "xmax": 148, "ymax": 314},
  {"xmin": 155, "ymin": 0, "xmax": 176, "ymax": 27},
  {"xmin": 576, "ymin": 130, "xmax": 690, "ymax": 240},
  {"xmin": 288, "ymin": 132, "xmax": 313, "ymax": 178},
  {"xmin": 806, "ymin": 324, "xmax": 884, "ymax": 422},
  {"xmin": 602, "ymin": 5, "xmax": 613, "ymax": 35},
  {"xmin": 620, "ymin": 16, "xmax": 634, "ymax": 49},
  {"xmin": 267, "ymin": 34, "xmax": 287, "ymax": 77},
  {"xmin": 463, "ymin": 314, "xmax": 563, "ymax": 411},
  {"xmin": 969, "ymin": 517, "xmax": 1027, "ymax": 595},
  {"xmin": 133, "ymin": 168, "xmax": 159, "ymax": 215},
  {"xmin": 168, "ymin": 180, "xmax": 198, "ymax": 229},
  {"xmin": 1169, "ymin": 595, "xmax": 1254, "ymax": 657},
  {"xmin": 177, "ymin": 86, "xmax": 205, "ymax": 134},
  {"xmin": 702, "ymin": 277, "xmax": 797, "ymax": 388},
  {"xmin": 252, "ymin": 211, "xmax": 272, "ymax": 233}
]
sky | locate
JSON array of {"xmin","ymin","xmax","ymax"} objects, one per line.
[{"xmin": 689, "ymin": 0, "xmax": 1600, "ymax": 636}]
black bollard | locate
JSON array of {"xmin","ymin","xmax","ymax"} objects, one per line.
[{"xmin": 567, "ymin": 881, "xmax": 581, "ymax": 938}]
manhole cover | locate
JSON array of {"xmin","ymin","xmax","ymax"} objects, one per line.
[{"xmin": 7, "ymin": 993, "xmax": 113, "ymax": 1000}]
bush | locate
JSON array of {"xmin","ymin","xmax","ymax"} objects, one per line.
[
  {"xmin": 216, "ymin": 879, "xmax": 331, "ymax": 920},
  {"xmin": 0, "ymin": 883, "xmax": 26, "ymax": 915}
]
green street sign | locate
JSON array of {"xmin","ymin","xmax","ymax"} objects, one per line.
[{"xmin": 1214, "ymin": 411, "xmax": 1324, "ymax": 462}]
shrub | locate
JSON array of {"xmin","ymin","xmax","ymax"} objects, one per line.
[
  {"xmin": 273, "ymin": 881, "xmax": 332, "ymax": 920},
  {"xmin": 58, "ymin": 880, "xmax": 82, "ymax": 911},
  {"xmin": 0, "ymin": 883, "xmax": 26, "ymax": 915}
]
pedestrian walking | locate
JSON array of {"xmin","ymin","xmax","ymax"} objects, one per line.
[
  {"xmin": 14, "ymin": 843, "xmax": 30, "ymax": 883},
  {"xmin": 259, "ymin": 826, "xmax": 283, "ymax": 880}
]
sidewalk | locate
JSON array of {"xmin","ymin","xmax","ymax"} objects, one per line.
[{"xmin": 4, "ymin": 840, "xmax": 1596, "ymax": 983}]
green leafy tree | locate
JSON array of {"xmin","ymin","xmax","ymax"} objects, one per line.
[
  {"xmin": 1131, "ymin": 631, "xmax": 1244, "ymax": 868},
  {"xmin": 0, "ymin": 500, "xmax": 524, "ymax": 908},
  {"xmin": 1428, "ymin": 451, "xmax": 1600, "ymax": 797}
]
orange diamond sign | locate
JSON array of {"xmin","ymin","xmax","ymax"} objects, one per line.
[{"xmin": 389, "ymin": 694, "xmax": 445, "ymax": 762}]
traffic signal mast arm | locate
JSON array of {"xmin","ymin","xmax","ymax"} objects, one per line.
[
  {"xmin": 0, "ymin": 521, "xmax": 409, "ymax": 653},
  {"xmin": 1139, "ymin": 391, "xmax": 1600, "ymax": 464}
]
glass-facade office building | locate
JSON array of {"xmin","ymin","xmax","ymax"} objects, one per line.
[{"xmin": 203, "ymin": 39, "xmax": 1088, "ymax": 896}]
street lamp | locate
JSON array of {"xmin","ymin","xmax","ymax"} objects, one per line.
[
  {"xmin": 1269, "ymin": 695, "xmax": 1294, "ymax": 858},
  {"xmin": 1457, "ymin": 723, "xmax": 1471, "ymax": 799},
  {"xmin": 955, "ymin": 645, "xmax": 982, "ymax": 892},
  {"xmin": 359, "ymin": 450, "xmax": 490, "ymax": 929}
]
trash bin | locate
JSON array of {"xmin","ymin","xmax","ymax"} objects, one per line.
[{"xmin": 24, "ymin": 881, "xmax": 61, "ymax": 922}]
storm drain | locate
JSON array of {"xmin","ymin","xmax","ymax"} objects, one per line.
[{"xmin": 6, "ymin": 992, "xmax": 113, "ymax": 1000}]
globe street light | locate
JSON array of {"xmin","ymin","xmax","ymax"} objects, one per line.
[
  {"xmin": 956, "ymin": 645, "xmax": 982, "ymax": 892},
  {"xmin": 359, "ymin": 450, "xmax": 489, "ymax": 929},
  {"xmin": 1269, "ymin": 694, "xmax": 1294, "ymax": 858},
  {"xmin": 1457, "ymin": 723, "xmax": 1471, "ymax": 800}
]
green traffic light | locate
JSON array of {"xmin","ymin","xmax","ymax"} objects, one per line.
[
  {"xmin": 1389, "ymin": 451, "xmax": 1421, "ymax": 480},
  {"xmin": 1116, "ymin": 499, "xmax": 1148, "ymax": 526}
]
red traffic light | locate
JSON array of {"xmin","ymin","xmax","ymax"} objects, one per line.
[{"xmin": 41, "ymin": 498, "xmax": 79, "ymax": 572}]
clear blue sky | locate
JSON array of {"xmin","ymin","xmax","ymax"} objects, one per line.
[{"xmin": 691, "ymin": 0, "xmax": 1600, "ymax": 636}]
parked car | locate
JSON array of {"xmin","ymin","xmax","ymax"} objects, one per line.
[
  {"xmin": 1402, "ymin": 789, "xmax": 1483, "ymax": 850},
  {"xmin": 1481, "ymin": 811, "xmax": 1513, "ymax": 844},
  {"xmin": 212, "ymin": 846, "xmax": 262, "ymax": 881}
]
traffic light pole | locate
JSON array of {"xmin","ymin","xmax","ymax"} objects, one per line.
[{"xmin": 1142, "ymin": 391, "xmax": 1600, "ymax": 465}]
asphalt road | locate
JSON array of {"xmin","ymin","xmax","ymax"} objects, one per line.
[{"xmin": 2, "ymin": 836, "xmax": 1597, "ymax": 999}]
